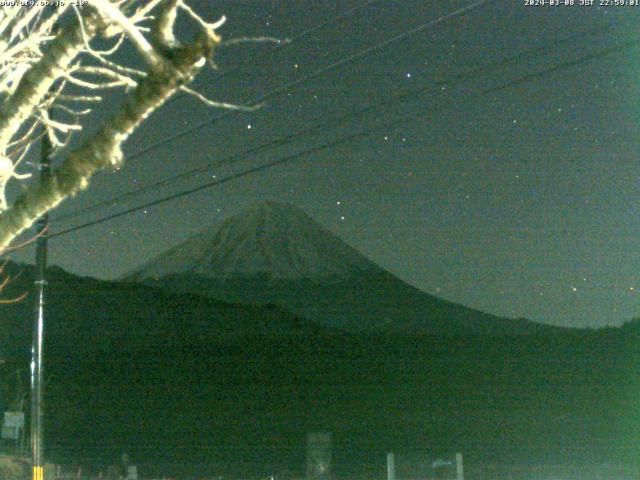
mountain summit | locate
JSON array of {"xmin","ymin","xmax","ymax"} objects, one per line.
[
  {"xmin": 127, "ymin": 201, "xmax": 376, "ymax": 281},
  {"xmin": 127, "ymin": 201, "xmax": 558, "ymax": 335}
]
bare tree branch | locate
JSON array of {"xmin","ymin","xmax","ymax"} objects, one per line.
[
  {"xmin": 0, "ymin": 1, "xmax": 224, "ymax": 250},
  {"xmin": 0, "ymin": 1, "xmax": 240, "ymax": 251},
  {"xmin": 0, "ymin": 9, "xmax": 100, "ymax": 151}
]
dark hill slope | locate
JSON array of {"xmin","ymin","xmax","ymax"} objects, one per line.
[
  {"xmin": 126, "ymin": 201, "xmax": 562, "ymax": 335},
  {"xmin": 0, "ymin": 263, "xmax": 637, "ymax": 476},
  {"xmin": 0, "ymin": 261, "xmax": 330, "ymax": 359}
]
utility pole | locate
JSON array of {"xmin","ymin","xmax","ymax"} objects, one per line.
[
  {"xmin": 31, "ymin": 121, "xmax": 52, "ymax": 480},
  {"xmin": 386, "ymin": 453, "xmax": 395, "ymax": 480},
  {"xmin": 455, "ymin": 453, "xmax": 464, "ymax": 480}
]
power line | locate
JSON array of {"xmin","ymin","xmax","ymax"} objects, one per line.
[
  {"xmin": 48, "ymin": 38, "xmax": 640, "ymax": 241},
  {"xmin": 218, "ymin": 0, "xmax": 380, "ymax": 71},
  {"xmin": 160, "ymin": 0, "xmax": 379, "ymax": 108},
  {"xmin": 53, "ymin": 20, "xmax": 622, "ymax": 223},
  {"xmin": 116, "ymin": 0, "xmax": 490, "ymax": 166}
]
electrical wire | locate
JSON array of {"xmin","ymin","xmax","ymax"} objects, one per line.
[
  {"xmin": 47, "ymin": 37, "xmax": 640, "ymax": 241},
  {"xmin": 161, "ymin": 0, "xmax": 379, "ymax": 108},
  {"xmin": 52, "ymin": 20, "xmax": 623, "ymax": 224},
  {"xmin": 51, "ymin": 0, "xmax": 493, "ymax": 222},
  {"xmin": 116, "ymin": 0, "xmax": 491, "ymax": 167}
]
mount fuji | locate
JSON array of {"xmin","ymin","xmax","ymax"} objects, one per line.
[
  {"xmin": 125, "ymin": 201, "xmax": 558, "ymax": 335},
  {"xmin": 127, "ymin": 201, "xmax": 375, "ymax": 281}
]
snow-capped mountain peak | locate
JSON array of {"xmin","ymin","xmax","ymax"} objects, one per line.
[{"xmin": 126, "ymin": 201, "xmax": 377, "ymax": 281}]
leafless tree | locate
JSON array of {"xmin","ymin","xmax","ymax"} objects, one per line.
[{"xmin": 0, "ymin": 1, "xmax": 240, "ymax": 252}]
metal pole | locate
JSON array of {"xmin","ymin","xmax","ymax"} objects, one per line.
[
  {"xmin": 31, "ymin": 122, "xmax": 52, "ymax": 480},
  {"xmin": 455, "ymin": 453, "xmax": 464, "ymax": 480},
  {"xmin": 386, "ymin": 453, "xmax": 395, "ymax": 480}
]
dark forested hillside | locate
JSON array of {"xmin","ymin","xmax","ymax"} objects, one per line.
[{"xmin": 0, "ymin": 263, "xmax": 637, "ymax": 477}]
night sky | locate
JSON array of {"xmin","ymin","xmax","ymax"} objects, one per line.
[{"xmin": 9, "ymin": 0, "xmax": 640, "ymax": 328}]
